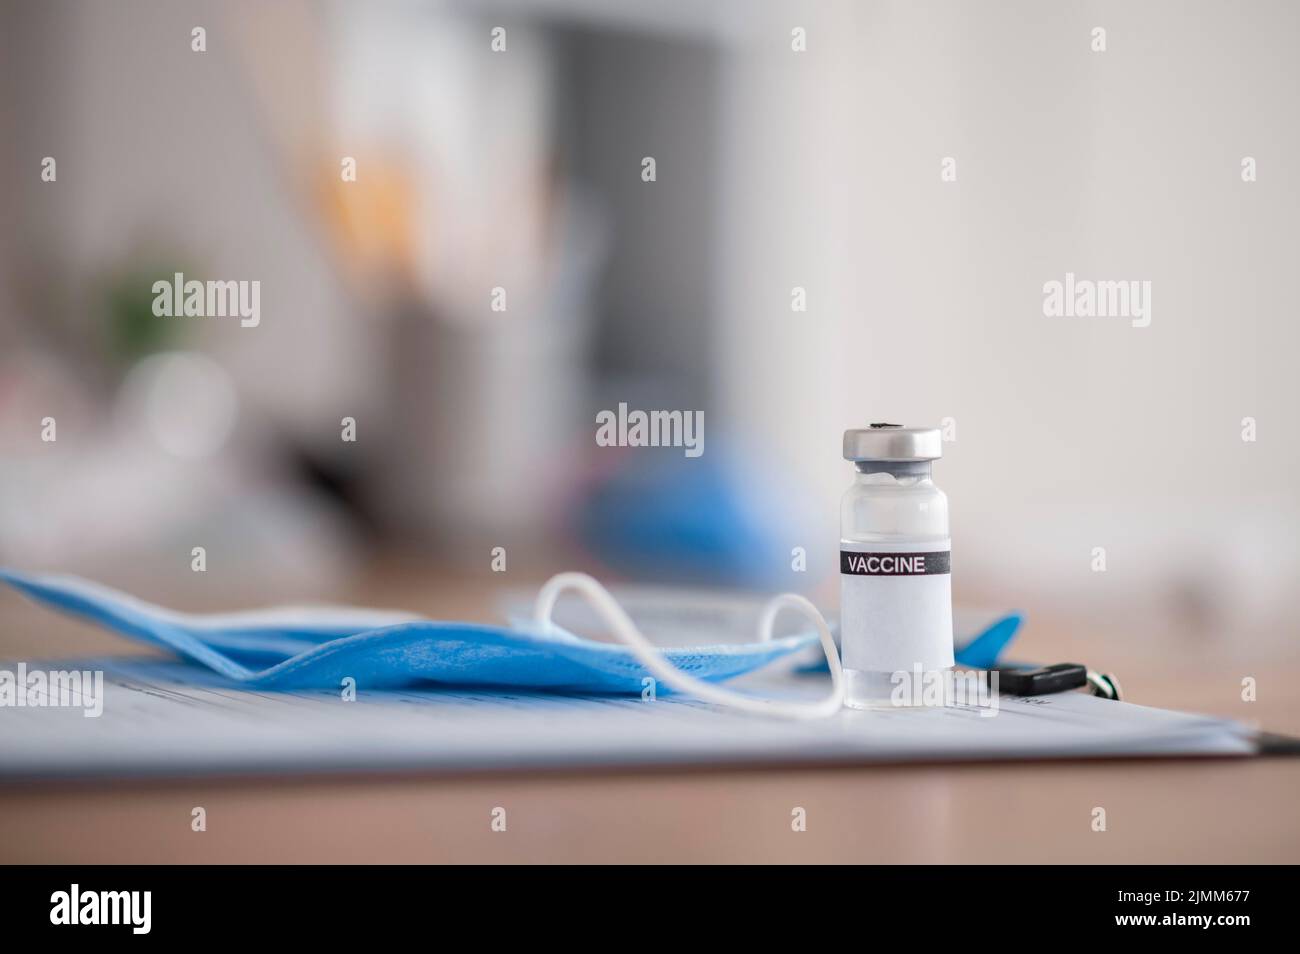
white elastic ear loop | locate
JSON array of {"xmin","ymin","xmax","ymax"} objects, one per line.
[{"xmin": 534, "ymin": 572, "xmax": 844, "ymax": 719}]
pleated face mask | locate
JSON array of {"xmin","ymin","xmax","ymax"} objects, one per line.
[{"xmin": 0, "ymin": 569, "xmax": 845, "ymax": 718}]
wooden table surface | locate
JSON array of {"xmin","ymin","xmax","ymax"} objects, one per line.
[{"xmin": 2, "ymin": 563, "xmax": 1296, "ymax": 864}]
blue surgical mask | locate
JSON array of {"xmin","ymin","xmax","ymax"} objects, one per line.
[{"xmin": 0, "ymin": 569, "xmax": 843, "ymax": 716}]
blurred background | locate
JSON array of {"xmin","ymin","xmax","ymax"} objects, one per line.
[{"xmin": 1, "ymin": 0, "xmax": 1297, "ymax": 662}]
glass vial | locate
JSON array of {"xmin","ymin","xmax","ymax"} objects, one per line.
[{"xmin": 840, "ymin": 424, "xmax": 953, "ymax": 709}]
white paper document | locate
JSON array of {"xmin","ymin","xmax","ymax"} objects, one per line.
[{"xmin": 0, "ymin": 656, "xmax": 1255, "ymax": 779}]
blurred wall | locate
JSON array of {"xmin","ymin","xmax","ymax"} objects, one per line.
[
  {"xmin": 1, "ymin": 0, "xmax": 377, "ymax": 426},
  {"xmin": 717, "ymin": 0, "xmax": 1300, "ymax": 628}
]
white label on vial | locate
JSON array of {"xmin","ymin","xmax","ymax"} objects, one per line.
[{"xmin": 839, "ymin": 540, "xmax": 954, "ymax": 673}]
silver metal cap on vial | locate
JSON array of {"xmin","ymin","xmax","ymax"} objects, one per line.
[{"xmin": 842, "ymin": 423, "xmax": 943, "ymax": 462}]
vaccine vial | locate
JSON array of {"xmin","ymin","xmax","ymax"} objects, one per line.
[{"xmin": 840, "ymin": 424, "xmax": 953, "ymax": 709}]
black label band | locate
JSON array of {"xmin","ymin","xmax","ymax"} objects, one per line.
[{"xmin": 840, "ymin": 550, "xmax": 950, "ymax": 576}]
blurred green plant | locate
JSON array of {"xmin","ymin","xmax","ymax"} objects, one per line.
[{"xmin": 102, "ymin": 261, "xmax": 194, "ymax": 365}]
